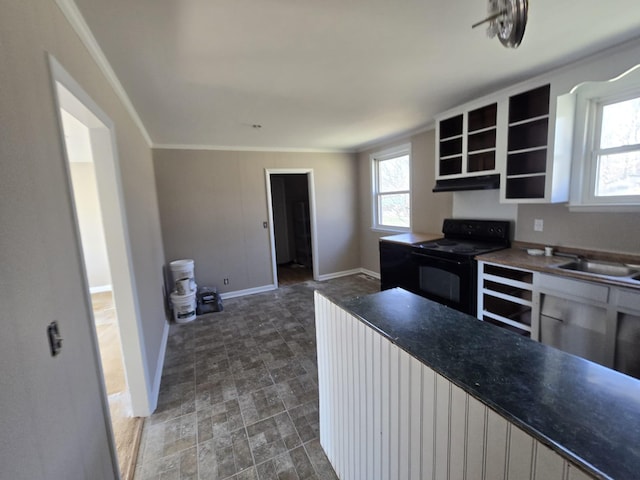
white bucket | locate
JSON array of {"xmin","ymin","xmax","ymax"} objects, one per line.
[
  {"xmin": 170, "ymin": 291, "xmax": 197, "ymax": 323},
  {"xmin": 170, "ymin": 259, "xmax": 196, "ymax": 293}
]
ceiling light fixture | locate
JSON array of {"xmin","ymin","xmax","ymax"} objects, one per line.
[{"xmin": 472, "ymin": 0, "xmax": 528, "ymax": 48}]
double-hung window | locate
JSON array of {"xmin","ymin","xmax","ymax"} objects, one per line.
[
  {"xmin": 371, "ymin": 144, "xmax": 411, "ymax": 231},
  {"xmin": 590, "ymin": 93, "xmax": 640, "ymax": 200},
  {"xmin": 571, "ymin": 66, "xmax": 640, "ymax": 210}
]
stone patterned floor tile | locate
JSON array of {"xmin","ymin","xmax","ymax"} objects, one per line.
[
  {"xmin": 135, "ymin": 274, "xmax": 379, "ymax": 480},
  {"xmin": 287, "ymin": 401, "xmax": 320, "ymax": 443},
  {"xmin": 238, "ymin": 385, "xmax": 286, "ymax": 426},
  {"xmin": 255, "ymin": 451, "xmax": 299, "ymax": 480},
  {"xmin": 275, "ymin": 375, "xmax": 318, "ymax": 410},
  {"xmin": 303, "ymin": 440, "xmax": 339, "ymax": 480}
]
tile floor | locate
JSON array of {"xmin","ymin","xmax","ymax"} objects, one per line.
[{"xmin": 134, "ymin": 274, "xmax": 380, "ymax": 480}]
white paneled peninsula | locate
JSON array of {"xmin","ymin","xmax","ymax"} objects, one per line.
[{"xmin": 315, "ymin": 288, "xmax": 640, "ymax": 480}]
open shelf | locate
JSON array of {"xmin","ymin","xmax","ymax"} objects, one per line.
[
  {"xmin": 479, "ymin": 262, "xmax": 534, "ymax": 336},
  {"xmin": 505, "ymin": 84, "xmax": 551, "ymax": 200}
]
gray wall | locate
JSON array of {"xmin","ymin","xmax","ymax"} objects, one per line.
[
  {"xmin": 153, "ymin": 149, "xmax": 360, "ymax": 293},
  {"xmin": 358, "ymin": 129, "xmax": 454, "ymax": 274},
  {"xmin": 516, "ymin": 204, "xmax": 640, "ymax": 254},
  {"xmin": 1, "ymin": 1, "xmax": 166, "ymax": 477}
]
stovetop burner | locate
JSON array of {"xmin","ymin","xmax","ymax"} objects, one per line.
[
  {"xmin": 413, "ymin": 219, "xmax": 511, "ymax": 258},
  {"xmin": 452, "ymin": 245, "xmax": 477, "ymax": 253},
  {"xmin": 436, "ymin": 239, "xmax": 457, "ymax": 246}
]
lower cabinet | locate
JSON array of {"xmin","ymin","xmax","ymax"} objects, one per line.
[
  {"xmin": 379, "ymin": 241, "xmax": 417, "ymax": 292},
  {"xmin": 534, "ymin": 273, "xmax": 612, "ymax": 368},
  {"xmin": 479, "ymin": 262, "xmax": 640, "ymax": 380},
  {"xmin": 610, "ymin": 286, "xmax": 640, "ymax": 379},
  {"xmin": 477, "ymin": 261, "xmax": 535, "ymax": 337},
  {"xmin": 315, "ymin": 291, "xmax": 593, "ymax": 480}
]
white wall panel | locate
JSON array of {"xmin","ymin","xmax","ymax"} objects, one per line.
[
  {"xmin": 389, "ymin": 343, "xmax": 400, "ymax": 480},
  {"xmin": 314, "ymin": 294, "xmax": 596, "ymax": 480},
  {"xmin": 409, "ymin": 359, "xmax": 422, "ymax": 480},
  {"xmin": 435, "ymin": 374, "xmax": 451, "ymax": 480},
  {"xmin": 421, "ymin": 366, "xmax": 436, "ymax": 480},
  {"xmin": 450, "ymin": 384, "xmax": 468, "ymax": 480},
  {"xmin": 534, "ymin": 442, "xmax": 566, "ymax": 480},
  {"xmin": 507, "ymin": 425, "xmax": 534, "ymax": 480},
  {"xmin": 485, "ymin": 409, "xmax": 508, "ymax": 480},
  {"xmin": 466, "ymin": 396, "xmax": 487, "ymax": 480},
  {"xmin": 398, "ymin": 350, "xmax": 411, "ymax": 480}
]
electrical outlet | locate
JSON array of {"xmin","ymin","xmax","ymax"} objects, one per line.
[
  {"xmin": 534, "ymin": 218, "xmax": 544, "ymax": 232},
  {"xmin": 223, "ymin": 278, "xmax": 229, "ymax": 285}
]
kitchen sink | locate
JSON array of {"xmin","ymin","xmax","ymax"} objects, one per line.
[{"xmin": 556, "ymin": 259, "xmax": 640, "ymax": 278}]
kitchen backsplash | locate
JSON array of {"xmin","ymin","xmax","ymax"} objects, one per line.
[{"xmin": 517, "ymin": 203, "xmax": 639, "ymax": 254}]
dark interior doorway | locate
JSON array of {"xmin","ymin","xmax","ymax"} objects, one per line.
[{"xmin": 270, "ymin": 174, "xmax": 313, "ymax": 285}]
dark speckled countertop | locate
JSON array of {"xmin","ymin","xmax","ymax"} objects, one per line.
[{"xmin": 336, "ymin": 288, "xmax": 640, "ymax": 480}]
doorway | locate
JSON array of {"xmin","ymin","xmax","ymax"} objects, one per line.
[
  {"xmin": 266, "ymin": 169, "xmax": 319, "ymax": 286},
  {"xmin": 50, "ymin": 57, "xmax": 147, "ymax": 479}
]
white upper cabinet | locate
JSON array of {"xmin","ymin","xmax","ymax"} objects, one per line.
[
  {"xmin": 501, "ymin": 83, "xmax": 575, "ymax": 203},
  {"xmin": 435, "ymin": 82, "xmax": 575, "ymax": 203},
  {"xmin": 436, "ymin": 100, "xmax": 505, "ymax": 179}
]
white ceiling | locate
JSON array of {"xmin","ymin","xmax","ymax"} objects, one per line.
[{"xmin": 72, "ymin": 0, "xmax": 640, "ymax": 152}]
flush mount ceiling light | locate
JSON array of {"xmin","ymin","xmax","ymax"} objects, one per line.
[{"xmin": 472, "ymin": 0, "xmax": 528, "ymax": 48}]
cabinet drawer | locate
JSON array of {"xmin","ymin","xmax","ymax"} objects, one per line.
[
  {"xmin": 536, "ymin": 273, "xmax": 609, "ymax": 303},
  {"xmin": 617, "ymin": 288, "xmax": 640, "ymax": 314}
]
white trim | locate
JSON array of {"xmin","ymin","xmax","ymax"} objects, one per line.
[
  {"xmin": 371, "ymin": 143, "xmax": 412, "ymax": 232},
  {"xmin": 150, "ymin": 321, "xmax": 170, "ymax": 413},
  {"xmin": 265, "ymin": 169, "xmax": 320, "ymax": 284},
  {"xmin": 356, "ymin": 122, "xmax": 435, "ymax": 153},
  {"xmin": 568, "ymin": 203, "xmax": 640, "ymax": 213},
  {"xmin": 316, "ymin": 268, "xmax": 363, "ymax": 282},
  {"xmin": 360, "ymin": 268, "xmax": 381, "ymax": 280},
  {"xmin": 89, "ymin": 284, "xmax": 113, "ymax": 294},
  {"xmin": 214, "ymin": 269, "xmax": 379, "ymax": 299},
  {"xmin": 153, "ymin": 143, "xmax": 353, "ymax": 154},
  {"xmin": 49, "ymin": 55, "xmax": 154, "ymax": 417},
  {"xmin": 219, "ymin": 284, "xmax": 277, "ymax": 300},
  {"xmin": 570, "ymin": 64, "xmax": 640, "ymax": 208},
  {"xmin": 54, "ymin": 0, "xmax": 152, "ymax": 147}
]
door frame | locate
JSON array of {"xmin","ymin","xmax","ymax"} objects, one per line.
[
  {"xmin": 48, "ymin": 55, "xmax": 153, "ymax": 417},
  {"xmin": 265, "ymin": 169, "xmax": 319, "ymax": 286}
]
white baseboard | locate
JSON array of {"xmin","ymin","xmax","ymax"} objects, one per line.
[
  {"xmin": 360, "ymin": 268, "xmax": 381, "ymax": 279},
  {"xmin": 316, "ymin": 268, "xmax": 362, "ymax": 282},
  {"xmin": 149, "ymin": 320, "xmax": 169, "ymax": 414},
  {"xmin": 220, "ymin": 284, "xmax": 277, "ymax": 300},
  {"xmin": 207, "ymin": 270, "xmax": 379, "ymax": 302},
  {"xmin": 89, "ymin": 284, "xmax": 113, "ymax": 294}
]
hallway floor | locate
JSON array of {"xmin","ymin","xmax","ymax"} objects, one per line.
[
  {"xmin": 134, "ymin": 274, "xmax": 380, "ymax": 480},
  {"xmin": 277, "ymin": 262, "xmax": 313, "ymax": 286},
  {"xmin": 92, "ymin": 291, "xmax": 144, "ymax": 480}
]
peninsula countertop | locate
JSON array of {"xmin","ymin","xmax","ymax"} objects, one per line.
[{"xmin": 336, "ymin": 288, "xmax": 640, "ymax": 480}]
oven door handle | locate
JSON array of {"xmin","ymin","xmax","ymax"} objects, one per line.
[{"xmin": 410, "ymin": 251, "xmax": 465, "ymax": 266}]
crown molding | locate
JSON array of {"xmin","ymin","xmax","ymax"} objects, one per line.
[
  {"xmin": 55, "ymin": 0, "xmax": 152, "ymax": 147},
  {"xmin": 355, "ymin": 121, "xmax": 435, "ymax": 153},
  {"xmin": 152, "ymin": 143, "xmax": 355, "ymax": 154}
]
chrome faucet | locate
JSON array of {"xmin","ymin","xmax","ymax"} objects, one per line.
[{"xmin": 554, "ymin": 251, "xmax": 587, "ymax": 262}]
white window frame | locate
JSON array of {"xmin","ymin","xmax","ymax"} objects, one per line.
[
  {"xmin": 371, "ymin": 143, "xmax": 411, "ymax": 232},
  {"xmin": 570, "ymin": 65, "xmax": 640, "ymax": 211}
]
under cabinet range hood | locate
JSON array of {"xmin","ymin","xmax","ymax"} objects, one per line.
[{"xmin": 432, "ymin": 174, "xmax": 500, "ymax": 193}]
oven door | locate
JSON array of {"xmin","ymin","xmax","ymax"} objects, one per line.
[{"xmin": 410, "ymin": 251, "xmax": 476, "ymax": 315}]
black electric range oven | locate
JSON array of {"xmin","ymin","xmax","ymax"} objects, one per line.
[{"xmin": 381, "ymin": 219, "xmax": 510, "ymax": 316}]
